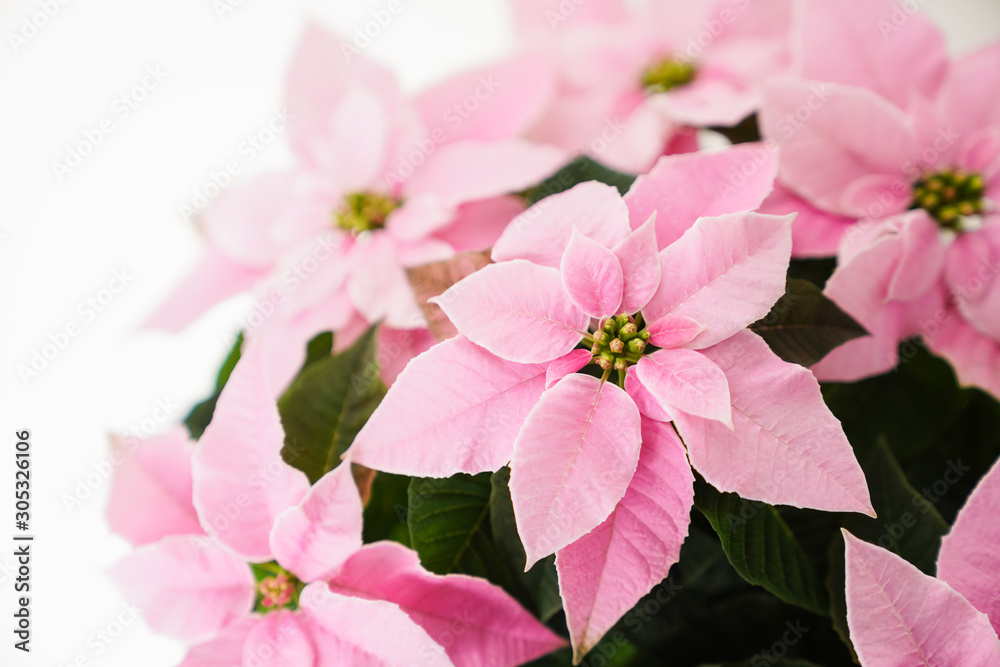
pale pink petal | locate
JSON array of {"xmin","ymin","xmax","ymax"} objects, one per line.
[
  {"xmin": 625, "ymin": 368, "xmax": 674, "ymax": 422},
  {"xmin": 270, "ymin": 464, "xmax": 363, "ymax": 584},
  {"xmin": 636, "ymin": 349, "xmax": 732, "ymax": 427},
  {"xmin": 557, "ymin": 419, "xmax": 693, "ymax": 660},
  {"xmin": 676, "ymin": 330, "xmax": 875, "ymax": 516},
  {"xmin": 624, "ymin": 144, "xmax": 779, "ymax": 249},
  {"xmin": 613, "ymin": 214, "xmax": 662, "ymax": 314},
  {"xmin": 809, "ymin": 306, "xmax": 905, "ymax": 383},
  {"xmin": 642, "ymin": 212, "xmax": 793, "ymax": 348},
  {"xmin": 943, "ymin": 42, "xmax": 1000, "ymax": 135},
  {"xmin": 761, "ymin": 80, "xmax": 916, "ymax": 217},
  {"xmin": 561, "ymin": 228, "xmax": 625, "ymax": 318},
  {"xmin": 758, "ymin": 184, "xmax": 854, "ymax": 258},
  {"xmin": 656, "ymin": 77, "xmax": 760, "ymax": 128},
  {"xmin": 376, "ymin": 325, "xmax": 438, "ymax": 387},
  {"xmin": 179, "ymin": 617, "xmax": 255, "ymax": 667},
  {"xmin": 202, "ymin": 170, "xmax": 333, "ymax": 267},
  {"xmin": 434, "ymin": 196, "xmax": 527, "ymax": 253},
  {"xmin": 285, "ymin": 23, "xmax": 401, "ymax": 170},
  {"xmin": 510, "ymin": 374, "xmax": 642, "ymax": 567},
  {"xmin": 546, "ymin": 349, "xmax": 593, "ymax": 389},
  {"xmin": 299, "ymin": 584, "xmax": 454, "ymax": 667},
  {"xmin": 141, "ymin": 245, "xmax": 265, "ymax": 333},
  {"xmin": 330, "ymin": 541, "xmax": 566, "ymax": 666},
  {"xmin": 924, "ymin": 312, "xmax": 1000, "ymax": 399},
  {"xmin": 644, "ymin": 315, "xmax": 706, "ymax": 349},
  {"xmin": 947, "ymin": 224, "xmax": 1000, "ymax": 341},
  {"xmin": 432, "ymin": 260, "xmax": 588, "ymax": 363},
  {"xmin": 794, "ymin": 0, "xmax": 948, "ymax": 107},
  {"xmin": 107, "ymin": 427, "xmax": 202, "ymax": 546},
  {"xmin": 493, "ymin": 182, "xmax": 632, "ymax": 267},
  {"xmin": 938, "ymin": 458, "xmax": 1000, "ymax": 633},
  {"xmin": 192, "ymin": 342, "xmax": 310, "ymax": 561},
  {"xmin": 405, "ymin": 139, "xmax": 566, "ymax": 208},
  {"xmin": 112, "ymin": 536, "xmax": 254, "ymax": 643},
  {"xmin": 243, "ymin": 610, "xmax": 316, "ymax": 666},
  {"xmin": 414, "ymin": 50, "xmax": 556, "ymax": 142},
  {"xmin": 886, "ymin": 211, "xmax": 948, "ymax": 303},
  {"xmin": 346, "ymin": 234, "xmax": 427, "ymax": 331},
  {"xmin": 844, "ymin": 531, "xmax": 1000, "ymax": 667},
  {"xmin": 348, "ymin": 336, "xmax": 547, "ymax": 476},
  {"xmin": 385, "ymin": 192, "xmax": 454, "ymax": 243}
]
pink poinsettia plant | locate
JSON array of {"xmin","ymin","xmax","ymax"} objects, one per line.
[
  {"xmin": 512, "ymin": 0, "xmax": 793, "ymax": 172},
  {"xmin": 758, "ymin": 0, "xmax": 1000, "ymax": 397},
  {"xmin": 348, "ymin": 144, "xmax": 875, "ymax": 658},
  {"xmin": 148, "ymin": 23, "xmax": 565, "ymax": 390},
  {"xmin": 843, "ymin": 458, "xmax": 1000, "ymax": 666},
  {"xmin": 109, "ymin": 342, "xmax": 565, "ymax": 666}
]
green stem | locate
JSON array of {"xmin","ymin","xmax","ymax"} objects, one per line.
[
  {"xmin": 634, "ymin": 312, "xmax": 644, "ymax": 329},
  {"xmin": 617, "ymin": 369, "xmax": 626, "ymax": 389},
  {"xmin": 600, "ymin": 367, "xmax": 612, "ymax": 384}
]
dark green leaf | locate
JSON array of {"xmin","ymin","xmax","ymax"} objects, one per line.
[
  {"xmin": 407, "ymin": 473, "xmax": 505, "ymax": 579},
  {"xmin": 184, "ymin": 332, "xmax": 243, "ymax": 439},
  {"xmin": 707, "ymin": 113, "xmax": 760, "ymax": 145},
  {"xmin": 278, "ymin": 326, "xmax": 386, "ymax": 484},
  {"xmin": 524, "ymin": 156, "xmax": 637, "ymax": 206},
  {"xmin": 362, "ymin": 471, "xmax": 411, "ymax": 546},
  {"xmin": 694, "ymin": 479, "xmax": 829, "ymax": 617},
  {"xmin": 302, "ymin": 331, "xmax": 333, "ymax": 368},
  {"xmin": 750, "ymin": 279, "xmax": 867, "ymax": 366}
]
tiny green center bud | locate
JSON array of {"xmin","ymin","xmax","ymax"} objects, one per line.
[
  {"xmin": 911, "ymin": 168, "xmax": 987, "ymax": 230},
  {"xmin": 619, "ymin": 323, "xmax": 638, "ymax": 338},
  {"xmin": 588, "ymin": 312, "xmax": 653, "ymax": 373},
  {"xmin": 252, "ymin": 563, "xmax": 302, "ymax": 612},
  {"xmin": 335, "ymin": 191, "xmax": 401, "ymax": 234},
  {"xmin": 609, "ymin": 338, "xmax": 625, "ymax": 354},
  {"xmin": 627, "ymin": 338, "xmax": 647, "ymax": 355},
  {"xmin": 642, "ymin": 57, "xmax": 697, "ymax": 94}
]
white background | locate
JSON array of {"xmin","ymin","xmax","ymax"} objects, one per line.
[{"xmin": 0, "ymin": 1, "xmax": 997, "ymax": 665}]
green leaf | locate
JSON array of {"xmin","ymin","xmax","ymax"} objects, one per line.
[
  {"xmin": 524, "ymin": 156, "xmax": 637, "ymax": 206},
  {"xmin": 278, "ymin": 326, "xmax": 386, "ymax": 484},
  {"xmin": 490, "ymin": 467, "xmax": 562, "ymax": 622},
  {"xmin": 750, "ymin": 279, "xmax": 867, "ymax": 367},
  {"xmin": 302, "ymin": 331, "xmax": 333, "ymax": 368},
  {"xmin": 407, "ymin": 473, "xmax": 505, "ymax": 579},
  {"xmin": 362, "ymin": 471, "xmax": 411, "ymax": 547},
  {"xmin": 694, "ymin": 479, "xmax": 829, "ymax": 617},
  {"xmin": 184, "ymin": 332, "xmax": 243, "ymax": 439}
]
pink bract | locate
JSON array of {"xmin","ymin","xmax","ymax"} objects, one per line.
[
  {"xmin": 759, "ymin": 0, "xmax": 1000, "ymax": 397},
  {"xmin": 515, "ymin": 0, "xmax": 793, "ymax": 172},
  {"xmin": 349, "ymin": 144, "xmax": 873, "ymax": 658},
  {"xmin": 146, "ymin": 23, "xmax": 567, "ymax": 394},
  {"xmin": 111, "ymin": 341, "xmax": 565, "ymax": 666},
  {"xmin": 843, "ymin": 458, "xmax": 1000, "ymax": 666}
]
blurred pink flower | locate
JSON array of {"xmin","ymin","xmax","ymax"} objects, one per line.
[
  {"xmin": 843, "ymin": 458, "xmax": 1000, "ymax": 666},
  {"xmin": 147, "ymin": 23, "xmax": 566, "ymax": 391},
  {"xmin": 513, "ymin": 0, "xmax": 792, "ymax": 172},
  {"xmin": 110, "ymin": 342, "xmax": 565, "ymax": 666},
  {"xmin": 759, "ymin": 0, "xmax": 1000, "ymax": 396},
  {"xmin": 348, "ymin": 145, "xmax": 873, "ymax": 660}
]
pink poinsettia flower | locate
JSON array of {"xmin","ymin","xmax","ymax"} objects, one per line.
[
  {"xmin": 758, "ymin": 0, "xmax": 1000, "ymax": 395},
  {"xmin": 147, "ymin": 23, "xmax": 566, "ymax": 390},
  {"xmin": 349, "ymin": 145, "xmax": 874, "ymax": 659},
  {"xmin": 109, "ymin": 342, "xmax": 565, "ymax": 666},
  {"xmin": 843, "ymin": 458, "xmax": 1000, "ymax": 666},
  {"xmin": 512, "ymin": 0, "xmax": 793, "ymax": 172}
]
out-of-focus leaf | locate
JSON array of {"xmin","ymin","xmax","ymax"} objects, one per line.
[
  {"xmin": 750, "ymin": 279, "xmax": 867, "ymax": 367},
  {"xmin": 524, "ymin": 156, "xmax": 637, "ymax": 206},
  {"xmin": 184, "ymin": 332, "xmax": 243, "ymax": 439}
]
